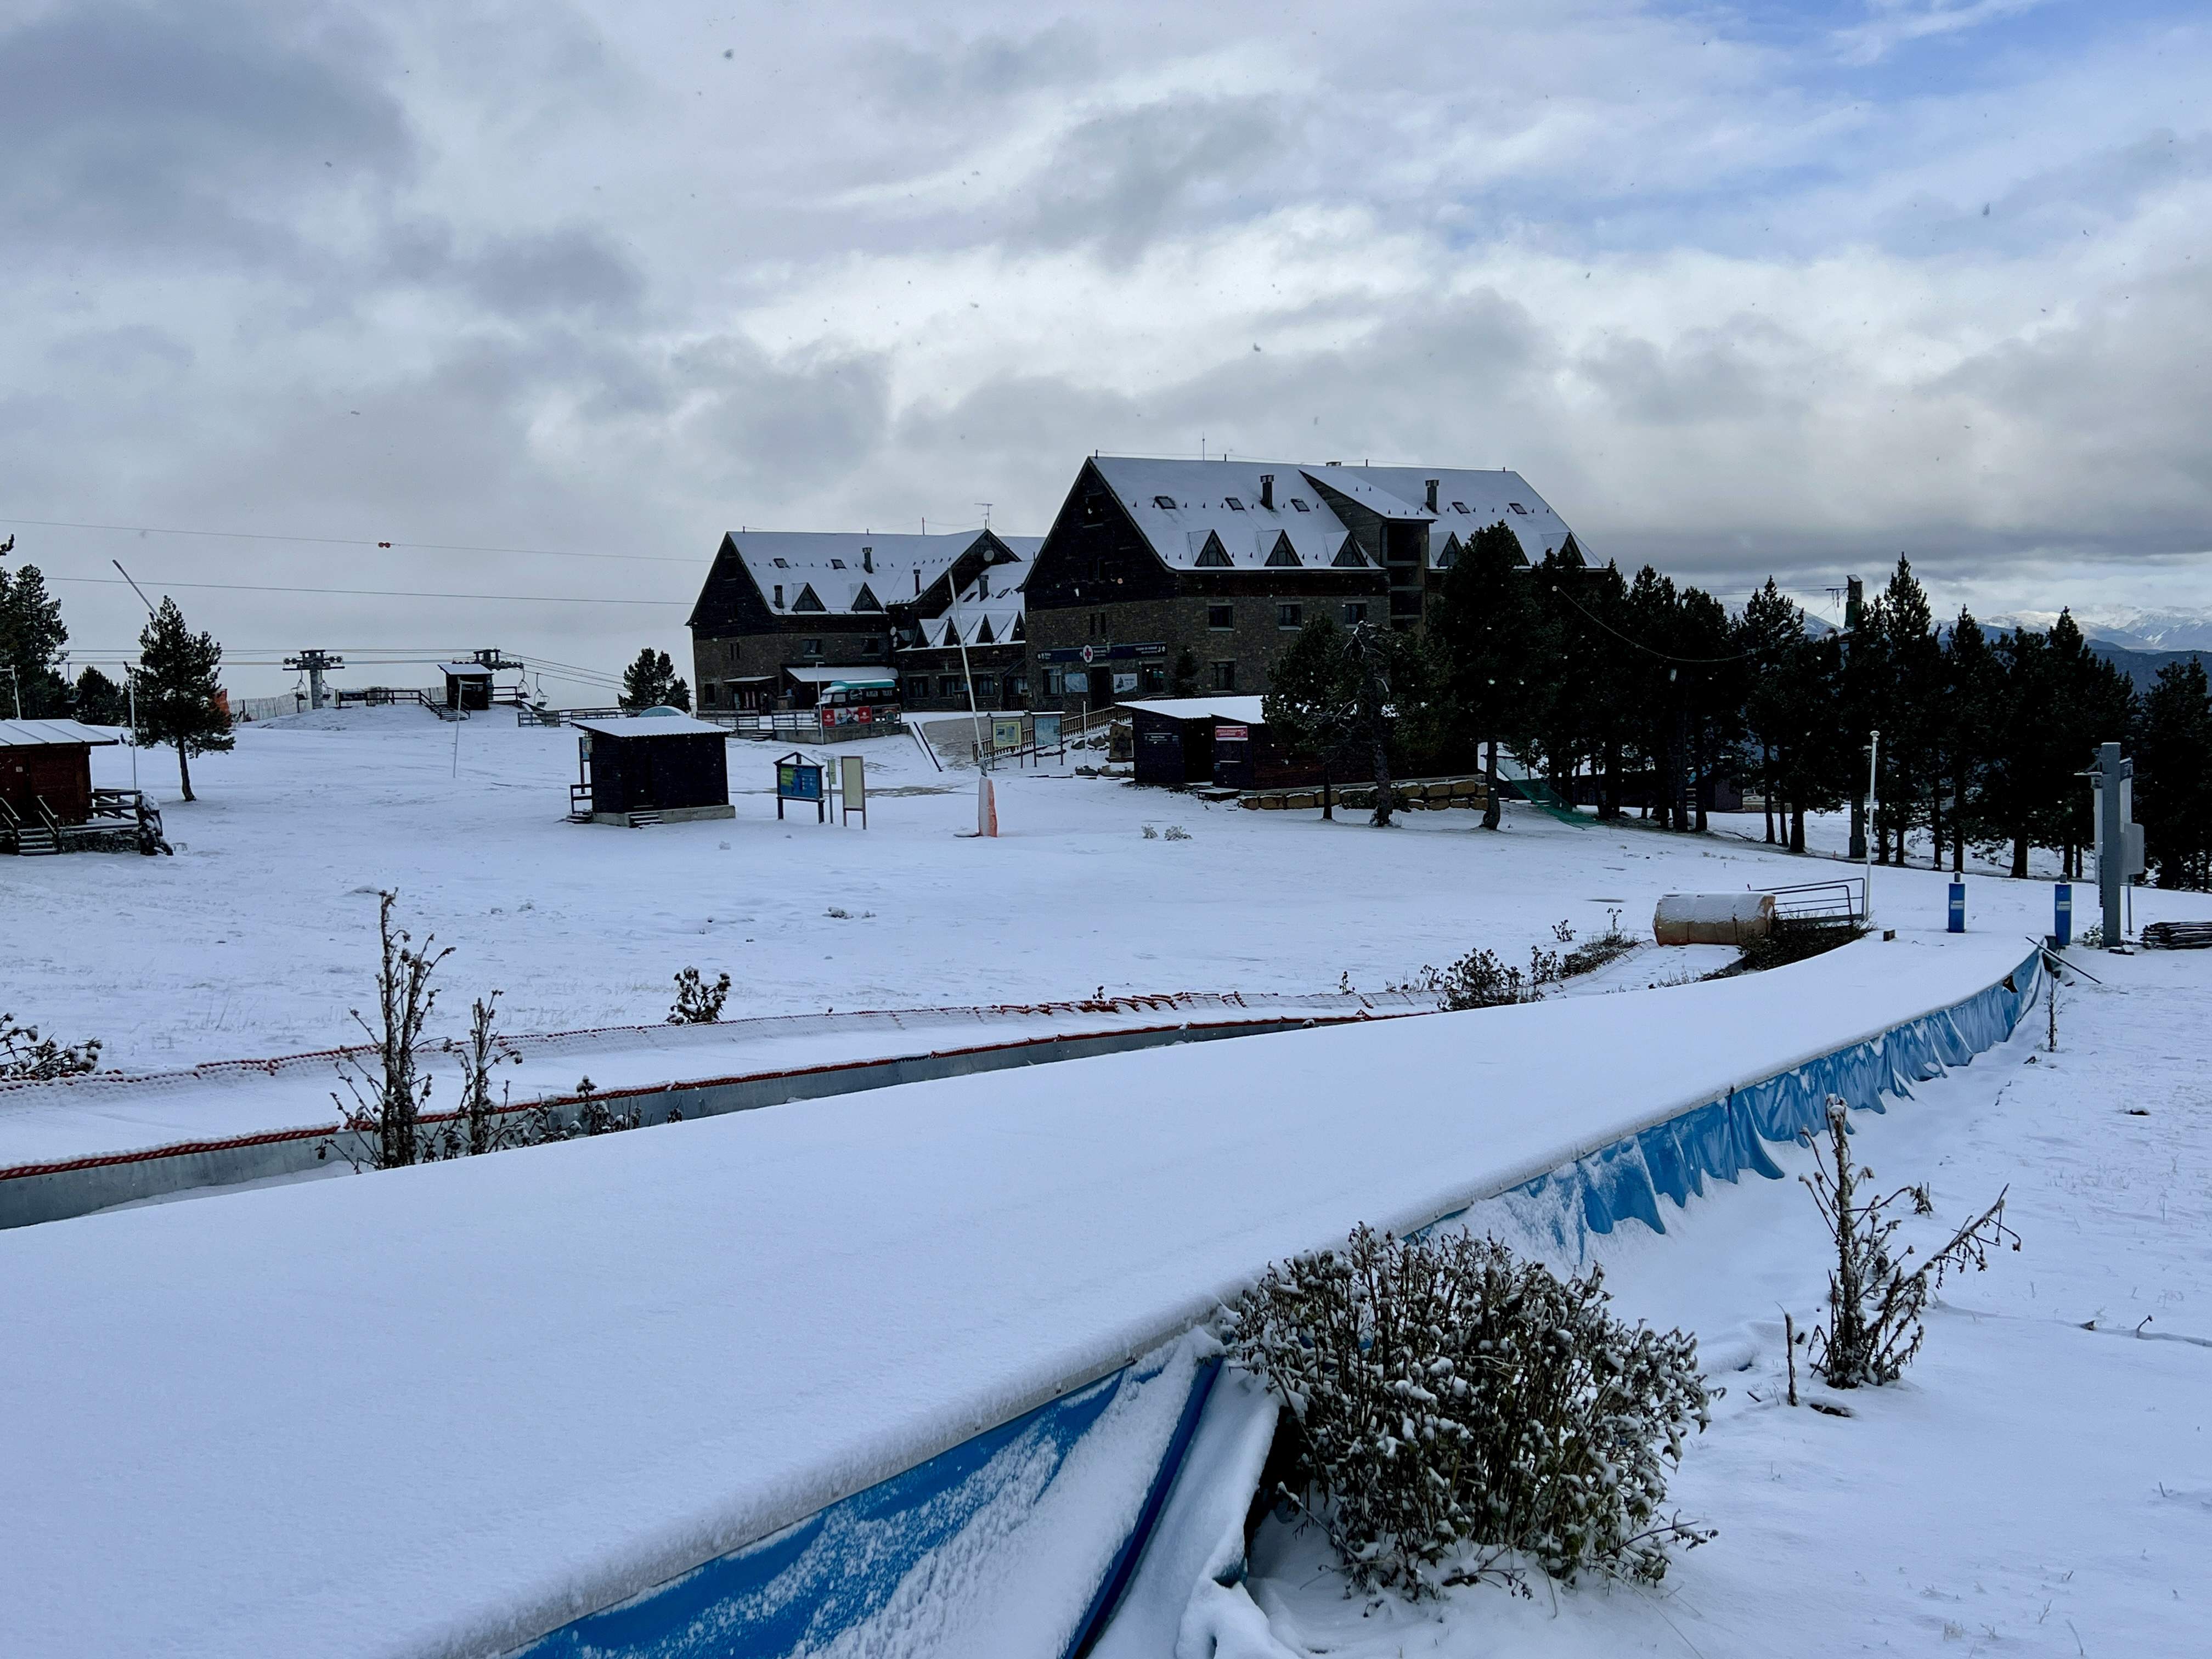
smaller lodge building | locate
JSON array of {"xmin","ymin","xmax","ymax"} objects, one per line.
[{"xmin": 686, "ymin": 529, "xmax": 1040, "ymax": 719}]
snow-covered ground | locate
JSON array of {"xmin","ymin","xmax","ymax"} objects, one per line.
[
  {"xmin": 1245, "ymin": 946, "xmax": 2212, "ymax": 1658},
  {"xmin": 5, "ymin": 708, "xmax": 2179, "ymax": 1072},
  {"xmin": 0, "ymin": 933, "xmax": 2041, "ymax": 1659}
]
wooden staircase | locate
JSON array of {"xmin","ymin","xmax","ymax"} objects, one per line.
[{"xmin": 12, "ymin": 822, "xmax": 59, "ymax": 856}]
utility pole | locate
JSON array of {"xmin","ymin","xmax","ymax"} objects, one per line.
[
  {"xmin": 284, "ymin": 650, "xmax": 345, "ymax": 712},
  {"xmin": 2085, "ymin": 741, "xmax": 2138, "ymax": 949},
  {"xmin": 1844, "ymin": 575, "xmax": 1867, "ymax": 862}
]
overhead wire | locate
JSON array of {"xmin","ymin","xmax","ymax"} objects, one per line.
[
  {"xmin": 1, "ymin": 516, "xmax": 703, "ymax": 565},
  {"xmin": 47, "ymin": 574, "xmax": 689, "ymax": 606}
]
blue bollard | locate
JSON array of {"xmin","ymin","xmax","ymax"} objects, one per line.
[
  {"xmin": 2053, "ymin": 882, "xmax": 2072, "ymax": 947},
  {"xmin": 1948, "ymin": 881, "xmax": 1966, "ymax": 933}
]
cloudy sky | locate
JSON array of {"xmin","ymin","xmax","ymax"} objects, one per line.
[{"xmin": 4, "ymin": 0, "xmax": 2208, "ymax": 697}]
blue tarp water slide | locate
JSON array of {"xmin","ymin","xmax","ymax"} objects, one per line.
[
  {"xmin": 517, "ymin": 946, "xmax": 2043, "ymax": 1658},
  {"xmin": 0, "ymin": 937, "xmax": 2043, "ymax": 1659}
]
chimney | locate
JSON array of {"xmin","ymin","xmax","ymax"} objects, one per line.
[
  {"xmin": 861, "ymin": 544, "xmax": 873, "ymax": 573},
  {"xmin": 773, "ymin": 584, "xmax": 784, "ymax": 608},
  {"xmin": 1425, "ymin": 478, "xmax": 1440, "ymax": 512},
  {"xmin": 1259, "ymin": 472, "xmax": 1274, "ymax": 509},
  {"xmin": 914, "ymin": 568, "xmax": 922, "ymax": 595}
]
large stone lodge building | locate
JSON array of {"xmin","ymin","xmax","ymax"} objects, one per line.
[{"xmin": 685, "ymin": 457, "xmax": 1581, "ymax": 719}]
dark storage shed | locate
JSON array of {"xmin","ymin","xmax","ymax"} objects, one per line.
[
  {"xmin": 568, "ymin": 711, "xmax": 734, "ymax": 826},
  {"xmin": 1127, "ymin": 697, "xmax": 1271, "ymax": 788},
  {"xmin": 438, "ymin": 663, "xmax": 495, "ymax": 712}
]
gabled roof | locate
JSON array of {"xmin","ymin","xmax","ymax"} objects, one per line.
[
  {"xmin": 0, "ymin": 718, "xmax": 120, "ymax": 748},
  {"xmin": 571, "ymin": 713, "xmax": 728, "ymax": 738},
  {"xmin": 711, "ymin": 531, "xmax": 989, "ymax": 617},
  {"xmin": 1085, "ymin": 456, "xmax": 1580, "ymax": 573}
]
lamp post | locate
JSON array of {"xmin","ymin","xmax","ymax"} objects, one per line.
[{"xmin": 1864, "ymin": 729, "xmax": 1881, "ymax": 926}]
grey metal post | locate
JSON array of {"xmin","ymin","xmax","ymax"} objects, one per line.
[{"xmin": 2097, "ymin": 740, "xmax": 2125, "ymax": 948}]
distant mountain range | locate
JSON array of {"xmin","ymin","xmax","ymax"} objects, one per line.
[
  {"xmin": 1986, "ymin": 608, "xmax": 2212, "ymax": 653},
  {"xmin": 1798, "ymin": 607, "xmax": 2209, "ymax": 691}
]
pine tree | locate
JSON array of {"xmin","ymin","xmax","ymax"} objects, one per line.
[
  {"xmin": 136, "ymin": 597, "xmax": 233, "ymax": 801},
  {"xmin": 1433, "ymin": 521, "xmax": 1542, "ymax": 830},
  {"xmin": 71, "ymin": 665, "xmax": 129, "ymax": 726},
  {"xmin": 1872, "ymin": 558, "xmax": 1941, "ymax": 866},
  {"xmin": 1737, "ymin": 581, "xmax": 1804, "ymax": 843},
  {"xmin": 1937, "ymin": 612, "xmax": 2001, "ymax": 873},
  {"xmin": 619, "ymin": 647, "xmax": 691, "ymax": 712},
  {"xmin": 0, "ymin": 544, "xmax": 72, "ymax": 719},
  {"xmin": 2136, "ymin": 657, "xmax": 2212, "ymax": 890},
  {"xmin": 1263, "ymin": 617, "xmax": 1359, "ymax": 821}
]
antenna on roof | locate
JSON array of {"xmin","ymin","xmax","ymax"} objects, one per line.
[{"xmin": 975, "ymin": 503, "xmax": 992, "ymax": 528}]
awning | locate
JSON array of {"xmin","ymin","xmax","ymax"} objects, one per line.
[
  {"xmin": 781, "ymin": 666, "xmax": 896, "ymax": 687},
  {"xmin": 0, "ymin": 719, "xmax": 122, "ymax": 749}
]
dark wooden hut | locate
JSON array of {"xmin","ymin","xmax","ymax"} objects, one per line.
[{"xmin": 568, "ymin": 712, "xmax": 733, "ymax": 827}]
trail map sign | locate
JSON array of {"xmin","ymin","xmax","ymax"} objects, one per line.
[{"xmin": 776, "ymin": 752, "xmax": 825, "ymax": 822}]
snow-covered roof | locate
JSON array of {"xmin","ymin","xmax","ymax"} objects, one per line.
[
  {"xmin": 435, "ymin": 662, "xmax": 494, "ymax": 678},
  {"xmin": 781, "ymin": 666, "xmax": 896, "ymax": 687},
  {"xmin": 719, "ymin": 531, "xmax": 988, "ymax": 616},
  {"xmin": 1086, "ymin": 458, "xmax": 1579, "ymax": 573},
  {"xmin": 1122, "ymin": 696, "xmax": 1269, "ymax": 725},
  {"xmin": 569, "ymin": 713, "xmax": 729, "ymax": 738},
  {"xmin": 0, "ymin": 718, "xmax": 120, "ymax": 748}
]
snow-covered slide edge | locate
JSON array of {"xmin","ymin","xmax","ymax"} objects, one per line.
[{"xmin": 507, "ymin": 947, "xmax": 2044, "ymax": 1659}]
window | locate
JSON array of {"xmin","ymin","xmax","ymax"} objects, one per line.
[
  {"xmin": 863, "ymin": 636, "xmax": 885, "ymax": 656},
  {"xmin": 772, "ymin": 557, "xmax": 789, "ymax": 568},
  {"xmin": 773, "ymin": 584, "xmax": 784, "ymax": 607},
  {"xmin": 1010, "ymin": 674, "xmax": 1028, "ymax": 698},
  {"xmin": 1342, "ymin": 602, "xmax": 1367, "ymax": 624},
  {"xmin": 1207, "ymin": 604, "xmax": 1234, "ymax": 629},
  {"xmin": 1264, "ymin": 537, "xmax": 1302, "ymax": 567},
  {"xmin": 1436, "ymin": 545, "xmax": 1458, "ymax": 569},
  {"xmin": 1153, "ymin": 494, "xmax": 1178, "ymax": 509},
  {"xmin": 1277, "ymin": 603, "xmax": 1304, "ymax": 630},
  {"xmin": 973, "ymin": 674, "xmax": 997, "ymax": 698},
  {"xmin": 792, "ymin": 584, "xmax": 825, "ymax": 612},
  {"xmin": 1193, "ymin": 539, "xmax": 1233, "ymax": 567},
  {"xmin": 1142, "ymin": 664, "xmax": 1165, "ymax": 693},
  {"xmin": 1290, "ymin": 498, "xmax": 1311, "ymax": 512},
  {"xmin": 702, "ymin": 682, "xmax": 720, "ymax": 706},
  {"xmin": 830, "ymin": 558, "xmax": 847, "ymax": 569},
  {"xmin": 1210, "ymin": 661, "xmax": 1238, "ymax": 691},
  {"xmin": 1223, "ymin": 495, "xmax": 1245, "ymax": 511},
  {"xmin": 1508, "ymin": 503, "xmax": 1529, "ymax": 515},
  {"xmin": 1331, "ymin": 542, "xmax": 1368, "ymax": 568},
  {"xmin": 905, "ymin": 675, "xmax": 933, "ymax": 702},
  {"xmin": 1451, "ymin": 501, "xmax": 1470, "ymax": 514},
  {"xmin": 803, "ymin": 637, "xmax": 824, "ymax": 656},
  {"xmin": 1043, "ymin": 666, "xmax": 1064, "ymax": 695},
  {"xmin": 938, "ymin": 675, "xmax": 964, "ymax": 697}
]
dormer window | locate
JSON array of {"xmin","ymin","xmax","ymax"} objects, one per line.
[
  {"xmin": 792, "ymin": 584, "xmax": 825, "ymax": 612},
  {"xmin": 1223, "ymin": 496, "xmax": 1245, "ymax": 511},
  {"xmin": 1290, "ymin": 498, "xmax": 1311, "ymax": 512},
  {"xmin": 1153, "ymin": 494, "xmax": 1177, "ymax": 509}
]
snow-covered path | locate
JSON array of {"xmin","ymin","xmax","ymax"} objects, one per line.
[
  {"xmin": 1246, "ymin": 946, "xmax": 2212, "ymax": 1658},
  {"xmin": 0, "ymin": 934, "xmax": 2029, "ymax": 1659}
]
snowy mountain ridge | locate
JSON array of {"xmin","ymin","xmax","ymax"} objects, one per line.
[{"xmin": 1983, "ymin": 607, "xmax": 2212, "ymax": 652}]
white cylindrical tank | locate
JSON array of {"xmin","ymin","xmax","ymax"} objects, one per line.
[{"xmin": 1653, "ymin": 891, "xmax": 1778, "ymax": 946}]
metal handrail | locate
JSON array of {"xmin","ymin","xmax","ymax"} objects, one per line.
[{"xmin": 1753, "ymin": 877, "xmax": 1865, "ymax": 924}]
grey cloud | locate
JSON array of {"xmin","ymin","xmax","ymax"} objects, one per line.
[
  {"xmin": 383, "ymin": 221, "xmax": 646, "ymax": 320},
  {"xmin": 1573, "ymin": 319, "xmax": 1797, "ymax": 427},
  {"xmin": 854, "ymin": 21, "xmax": 1099, "ymax": 111},
  {"xmin": 1017, "ymin": 93, "xmax": 1292, "ymax": 262},
  {"xmin": 0, "ymin": 2, "xmax": 411, "ymax": 262}
]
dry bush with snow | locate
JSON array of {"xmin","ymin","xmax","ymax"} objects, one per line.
[
  {"xmin": 668, "ymin": 967, "xmax": 731, "ymax": 1024},
  {"xmin": 0, "ymin": 1013, "xmax": 100, "ymax": 1080},
  {"xmin": 1802, "ymin": 1098, "xmax": 2019, "ymax": 1388},
  {"xmin": 1226, "ymin": 1225, "xmax": 1712, "ymax": 1598}
]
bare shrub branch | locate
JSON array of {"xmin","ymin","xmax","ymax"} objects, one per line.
[
  {"xmin": 0, "ymin": 1014, "xmax": 101, "ymax": 1080},
  {"xmin": 1802, "ymin": 1096, "xmax": 2020, "ymax": 1388}
]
